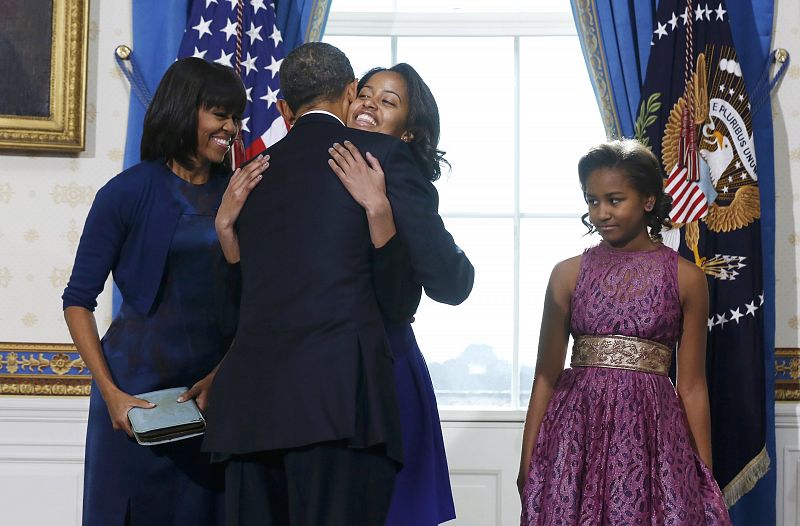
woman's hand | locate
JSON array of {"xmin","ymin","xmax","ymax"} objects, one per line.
[
  {"xmin": 103, "ymin": 388, "xmax": 155, "ymax": 438},
  {"xmin": 216, "ymin": 154, "xmax": 269, "ymax": 262},
  {"xmin": 177, "ymin": 367, "xmax": 218, "ymax": 412},
  {"xmin": 328, "ymin": 141, "xmax": 397, "ymax": 247},
  {"xmin": 328, "ymin": 141, "xmax": 388, "ymax": 213},
  {"xmin": 217, "ymin": 154, "xmax": 270, "ymax": 230}
]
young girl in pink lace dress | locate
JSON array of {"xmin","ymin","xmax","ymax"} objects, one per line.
[{"xmin": 518, "ymin": 139, "xmax": 731, "ymax": 525}]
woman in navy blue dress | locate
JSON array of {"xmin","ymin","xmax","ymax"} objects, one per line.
[
  {"xmin": 328, "ymin": 63, "xmax": 471, "ymax": 525},
  {"xmin": 62, "ymin": 58, "xmax": 268, "ymax": 526}
]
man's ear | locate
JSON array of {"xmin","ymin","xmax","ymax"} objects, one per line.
[
  {"xmin": 276, "ymin": 99, "xmax": 295, "ymax": 127},
  {"xmin": 345, "ymin": 79, "xmax": 358, "ymax": 104}
]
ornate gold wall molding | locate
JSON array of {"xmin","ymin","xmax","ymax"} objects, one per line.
[
  {"xmin": 0, "ymin": 342, "xmax": 90, "ymax": 396},
  {"xmin": 775, "ymin": 347, "xmax": 800, "ymax": 401}
]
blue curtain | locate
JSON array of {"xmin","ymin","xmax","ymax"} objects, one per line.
[
  {"xmin": 723, "ymin": 1, "xmax": 776, "ymax": 524},
  {"xmin": 113, "ymin": 0, "xmax": 333, "ymax": 315},
  {"xmin": 570, "ymin": 0, "xmax": 656, "ymax": 138},
  {"xmin": 276, "ymin": 0, "xmax": 333, "ymax": 49},
  {"xmin": 571, "ymin": 1, "xmax": 777, "ymax": 523}
]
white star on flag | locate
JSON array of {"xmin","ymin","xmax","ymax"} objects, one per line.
[
  {"xmin": 680, "ymin": 7, "xmax": 690, "ymax": 25},
  {"xmin": 668, "ymin": 12, "xmax": 678, "ymax": 30},
  {"xmin": 715, "ymin": 3, "xmax": 727, "ymax": 20},
  {"xmin": 242, "ymin": 52, "xmax": 258, "ymax": 75},
  {"xmin": 654, "ymin": 22, "xmax": 668, "ymax": 39},
  {"xmin": 214, "ymin": 49, "xmax": 234, "ymax": 67},
  {"xmin": 251, "ymin": 0, "xmax": 266, "ymax": 14},
  {"xmin": 193, "ymin": 16, "xmax": 213, "ymax": 38},
  {"xmin": 246, "ymin": 22, "xmax": 263, "ymax": 43},
  {"xmin": 269, "ymin": 26, "xmax": 282, "ymax": 46},
  {"xmin": 221, "ymin": 18, "xmax": 238, "ymax": 41},
  {"xmin": 265, "ymin": 56, "xmax": 283, "ymax": 78},
  {"xmin": 260, "ymin": 85, "xmax": 279, "ymax": 108},
  {"xmin": 695, "ymin": 4, "xmax": 705, "ymax": 20}
]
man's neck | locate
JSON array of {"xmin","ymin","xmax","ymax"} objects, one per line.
[{"xmin": 296, "ymin": 101, "xmax": 347, "ymax": 123}]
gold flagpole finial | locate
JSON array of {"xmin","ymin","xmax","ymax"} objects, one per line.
[
  {"xmin": 115, "ymin": 45, "xmax": 132, "ymax": 60},
  {"xmin": 775, "ymin": 48, "xmax": 789, "ymax": 64}
]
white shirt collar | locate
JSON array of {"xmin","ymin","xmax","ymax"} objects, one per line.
[{"xmin": 299, "ymin": 110, "xmax": 345, "ymax": 126}]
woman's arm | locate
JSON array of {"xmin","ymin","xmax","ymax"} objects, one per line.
[
  {"xmin": 329, "ymin": 141, "xmax": 421, "ymax": 323},
  {"xmin": 64, "ymin": 306, "xmax": 154, "ymax": 436},
  {"xmin": 676, "ymin": 257, "xmax": 713, "ymax": 467},
  {"xmin": 215, "ymin": 155, "xmax": 270, "ymax": 263},
  {"xmin": 517, "ymin": 257, "xmax": 578, "ymax": 497},
  {"xmin": 62, "ymin": 179, "xmax": 156, "ymax": 437},
  {"xmin": 328, "ymin": 141, "xmax": 396, "ymax": 247}
]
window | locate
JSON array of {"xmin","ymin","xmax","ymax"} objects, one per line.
[{"xmin": 324, "ymin": 1, "xmax": 606, "ymax": 414}]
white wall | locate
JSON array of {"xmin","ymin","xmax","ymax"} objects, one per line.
[{"xmin": 1, "ymin": 0, "xmax": 800, "ymax": 524}]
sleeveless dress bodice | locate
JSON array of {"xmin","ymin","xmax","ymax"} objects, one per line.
[{"xmin": 570, "ymin": 242, "xmax": 680, "ymax": 347}]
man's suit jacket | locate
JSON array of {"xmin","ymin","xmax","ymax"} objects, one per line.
[{"xmin": 203, "ymin": 113, "xmax": 474, "ymax": 463}]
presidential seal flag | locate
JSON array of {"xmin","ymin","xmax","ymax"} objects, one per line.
[
  {"xmin": 177, "ymin": 0, "xmax": 288, "ymax": 162},
  {"xmin": 638, "ymin": 0, "xmax": 767, "ymax": 507}
]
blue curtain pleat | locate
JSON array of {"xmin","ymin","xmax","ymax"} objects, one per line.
[
  {"xmin": 276, "ymin": 0, "xmax": 333, "ymax": 50},
  {"xmin": 725, "ymin": 1, "xmax": 776, "ymax": 524},
  {"xmin": 571, "ymin": 0, "xmax": 655, "ymax": 138}
]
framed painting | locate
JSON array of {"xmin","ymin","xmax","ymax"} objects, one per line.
[
  {"xmin": 0, "ymin": 0, "xmax": 89, "ymax": 151},
  {"xmin": 0, "ymin": 342, "xmax": 90, "ymax": 396}
]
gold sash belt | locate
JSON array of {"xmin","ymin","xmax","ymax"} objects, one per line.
[{"xmin": 570, "ymin": 335, "xmax": 672, "ymax": 376}]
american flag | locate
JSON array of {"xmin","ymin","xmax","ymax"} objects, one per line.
[
  {"xmin": 177, "ymin": 0, "xmax": 287, "ymax": 162},
  {"xmin": 665, "ymin": 105, "xmax": 708, "ymax": 224}
]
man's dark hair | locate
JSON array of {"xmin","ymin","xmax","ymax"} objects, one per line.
[
  {"xmin": 141, "ymin": 57, "xmax": 246, "ymax": 169},
  {"xmin": 279, "ymin": 42, "xmax": 355, "ymax": 113}
]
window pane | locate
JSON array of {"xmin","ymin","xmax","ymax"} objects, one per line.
[
  {"xmin": 329, "ymin": 0, "xmax": 396, "ymax": 12},
  {"xmin": 519, "ymin": 36, "xmax": 606, "ymax": 215},
  {"xmin": 321, "ymin": 36, "xmax": 392, "ymax": 78},
  {"xmin": 412, "ymin": 218, "xmax": 514, "ymax": 408},
  {"xmin": 395, "ymin": 0, "xmax": 571, "ymax": 13},
  {"xmin": 397, "ymin": 37, "xmax": 515, "ymax": 213},
  {"xmin": 518, "ymin": 217, "xmax": 596, "ymax": 407}
]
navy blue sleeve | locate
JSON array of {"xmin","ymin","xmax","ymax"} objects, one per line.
[
  {"xmin": 62, "ymin": 179, "xmax": 131, "ymax": 311},
  {"xmin": 372, "ymin": 233, "xmax": 422, "ymax": 324},
  {"xmin": 383, "ymin": 142, "xmax": 475, "ymax": 305}
]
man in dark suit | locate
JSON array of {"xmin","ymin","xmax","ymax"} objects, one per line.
[{"xmin": 204, "ymin": 42, "xmax": 474, "ymax": 525}]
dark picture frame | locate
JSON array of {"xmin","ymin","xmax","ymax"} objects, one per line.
[{"xmin": 0, "ymin": 0, "xmax": 89, "ymax": 151}]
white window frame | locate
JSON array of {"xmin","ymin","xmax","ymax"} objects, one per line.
[{"xmin": 325, "ymin": 10, "xmax": 585, "ymax": 422}]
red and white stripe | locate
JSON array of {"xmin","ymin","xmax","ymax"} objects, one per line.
[{"xmin": 665, "ymin": 163, "xmax": 708, "ymax": 224}]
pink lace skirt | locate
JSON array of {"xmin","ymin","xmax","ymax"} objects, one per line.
[{"xmin": 521, "ymin": 367, "xmax": 731, "ymax": 526}]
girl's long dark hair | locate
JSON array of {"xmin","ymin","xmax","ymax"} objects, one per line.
[{"xmin": 358, "ymin": 63, "xmax": 449, "ymax": 182}]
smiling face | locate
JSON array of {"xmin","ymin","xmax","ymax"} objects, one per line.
[
  {"xmin": 347, "ymin": 71, "xmax": 412, "ymax": 141},
  {"xmin": 193, "ymin": 105, "xmax": 238, "ymax": 167},
  {"xmin": 585, "ymin": 167, "xmax": 656, "ymax": 250}
]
